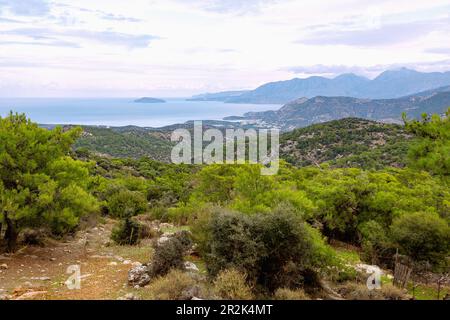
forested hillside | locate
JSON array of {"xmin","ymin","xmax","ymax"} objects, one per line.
[
  {"xmin": 74, "ymin": 126, "xmax": 174, "ymax": 162},
  {"xmin": 0, "ymin": 110, "xmax": 448, "ymax": 300},
  {"xmin": 280, "ymin": 118, "xmax": 411, "ymax": 169}
]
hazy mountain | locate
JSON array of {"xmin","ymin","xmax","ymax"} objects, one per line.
[
  {"xmin": 187, "ymin": 90, "xmax": 250, "ymax": 102},
  {"xmin": 234, "ymin": 85, "xmax": 450, "ymax": 131},
  {"xmin": 193, "ymin": 68, "xmax": 450, "ymax": 104}
]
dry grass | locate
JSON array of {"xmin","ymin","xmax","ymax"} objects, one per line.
[
  {"xmin": 213, "ymin": 269, "xmax": 254, "ymax": 300},
  {"xmin": 273, "ymin": 288, "xmax": 310, "ymax": 300}
]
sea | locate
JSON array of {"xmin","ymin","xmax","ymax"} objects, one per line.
[{"xmin": 0, "ymin": 98, "xmax": 279, "ymax": 128}]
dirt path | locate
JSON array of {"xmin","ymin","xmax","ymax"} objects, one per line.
[{"xmin": 0, "ymin": 219, "xmax": 152, "ymax": 300}]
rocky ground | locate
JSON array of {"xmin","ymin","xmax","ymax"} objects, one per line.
[
  {"xmin": 0, "ymin": 219, "xmax": 447, "ymax": 300},
  {"xmin": 0, "ymin": 219, "xmax": 157, "ymax": 300}
]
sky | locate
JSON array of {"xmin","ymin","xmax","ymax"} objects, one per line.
[{"xmin": 0, "ymin": 0, "xmax": 449, "ymax": 97}]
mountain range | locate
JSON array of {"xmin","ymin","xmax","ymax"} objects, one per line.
[
  {"xmin": 227, "ymin": 85, "xmax": 450, "ymax": 131},
  {"xmin": 190, "ymin": 68, "xmax": 450, "ymax": 104}
]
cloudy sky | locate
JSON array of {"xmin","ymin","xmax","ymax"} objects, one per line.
[{"xmin": 0, "ymin": 0, "xmax": 449, "ymax": 97}]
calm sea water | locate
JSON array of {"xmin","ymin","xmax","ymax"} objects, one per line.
[{"xmin": 0, "ymin": 98, "xmax": 279, "ymax": 127}]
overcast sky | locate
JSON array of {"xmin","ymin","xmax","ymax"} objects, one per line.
[{"xmin": 0, "ymin": 0, "xmax": 449, "ymax": 97}]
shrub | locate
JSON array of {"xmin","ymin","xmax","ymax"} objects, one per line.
[
  {"xmin": 145, "ymin": 269, "xmax": 196, "ymax": 300},
  {"xmin": 21, "ymin": 228, "xmax": 47, "ymax": 246},
  {"xmin": 359, "ymin": 220, "xmax": 390, "ymax": 264},
  {"xmin": 213, "ymin": 269, "xmax": 254, "ymax": 300},
  {"xmin": 149, "ymin": 206, "xmax": 168, "ymax": 221},
  {"xmin": 380, "ymin": 284, "xmax": 409, "ymax": 300},
  {"xmin": 194, "ymin": 209, "xmax": 328, "ymax": 292},
  {"xmin": 337, "ymin": 282, "xmax": 409, "ymax": 300},
  {"xmin": 273, "ymin": 288, "xmax": 310, "ymax": 300},
  {"xmin": 111, "ymin": 218, "xmax": 141, "ymax": 245},
  {"xmin": 107, "ymin": 189, "xmax": 147, "ymax": 218},
  {"xmin": 151, "ymin": 232, "xmax": 192, "ymax": 277},
  {"xmin": 390, "ymin": 212, "xmax": 449, "ymax": 267}
]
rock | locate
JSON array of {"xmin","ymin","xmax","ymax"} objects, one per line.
[
  {"xmin": 131, "ymin": 262, "xmax": 142, "ymax": 267},
  {"xmin": 15, "ymin": 291, "xmax": 47, "ymax": 300},
  {"xmin": 50, "ymin": 258, "xmax": 56, "ymax": 261},
  {"xmin": 30, "ymin": 277, "xmax": 51, "ymax": 281},
  {"xmin": 191, "ymin": 296, "xmax": 203, "ymax": 300},
  {"xmin": 117, "ymin": 293, "xmax": 140, "ymax": 300},
  {"xmin": 125, "ymin": 293, "xmax": 140, "ymax": 300},
  {"xmin": 184, "ymin": 261, "xmax": 199, "ymax": 273},
  {"xmin": 0, "ymin": 264, "xmax": 8, "ymax": 270},
  {"xmin": 181, "ymin": 285, "xmax": 202, "ymax": 300},
  {"xmin": 157, "ymin": 236, "xmax": 171, "ymax": 245},
  {"xmin": 128, "ymin": 264, "xmax": 152, "ymax": 287},
  {"xmin": 123, "ymin": 260, "xmax": 132, "ymax": 265},
  {"xmin": 0, "ymin": 294, "xmax": 12, "ymax": 300},
  {"xmin": 108, "ymin": 261, "xmax": 118, "ymax": 266}
]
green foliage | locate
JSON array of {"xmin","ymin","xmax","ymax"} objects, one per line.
[
  {"xmin": 151, "ymin": 232, "xmax": 193, "ymax": 277},
  {"xmin": 403, "ymin": 108, "xmax": 450, "ymax": 177},
  {"xmin": 74, "ymin": 126, "xmax": 174, "ymax": 162},
  {"xmin": 107, "ymin": 189, "xmax": 147, "ymax": 218},
  {"xmin": 281, "ymin": 118, "xmax": 411, "ymax": 169},
  {"xmin": 0, "ymin": 113, "xmax": 99, "ymax": 251},
  {"xmin": 111, "ymin": 218, "xmax": 141, "ymax": 245},
  {"xmin": 391, "ymin": 212, "xmax": 449, "ymax": 267},
  {"xmin": 194, "ymin": 208, "xmax": 329, "ymax": 292}
]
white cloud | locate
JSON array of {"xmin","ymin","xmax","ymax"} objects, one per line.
[{"xmin": 0, "ymin": 0, "xmax": 449, "ymax": 97}]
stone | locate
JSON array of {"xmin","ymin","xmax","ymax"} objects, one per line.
[
  {"xmin": 184, "ymin": 261, "xmax": 199, "ymax": 273},
  {"xmin": 128, "ymin": 264, "xmax": 152, "ymax": 287},
  {"xmin": 15, "ymin": 291, "xmax": 47, "ymax": 300},
  {"xmin": 123, "ymin": 260, "xmax": 132, "ymax": 265},
  {"xmin": 108, "ymin": 261, "xmax": 118, "ymax": 266},
  {"xmin": 181, "ymin": 285, "xmax": 202, "ymax": 300},
  {"xmin": 30, "ymin": 277, "xmax": 51, "ymax": 281},
  {"xmin": 157, "ymin": 236, "xmax": 171, "ymax": 246},
  {"xmin": 0, "ymin": 264, "xmax": 8, "ymax": 270},
  {"xmin": 126, "ymin": 293, "xmax": 140, "ymax": 300}
]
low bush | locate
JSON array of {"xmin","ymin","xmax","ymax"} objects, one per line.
[
  {"xmin": 21, "ymin": 228, "xmax": 47, "ymax": 246},
  {"xmin": 337, "ymin": 282, "xmax": 409, "ymax": 300},
  {"xmin": 193, "ymin": 209, "xmax": 330, "ymax": 292},
  {"xmin": 273, "ymin": 288, "xmax": 310, "ymax": 300},
  {"xmin": 107, "ymin": 189, "xmax": 147, "ymax": 218},
  {"xmin": 213, "ymin": 269, "xmax": 254, "ymax": 300},
  {"xmin": 145, "ymin": 269, "xmax": 196, "ymax": 300},
  {"xmin": 151, "ymin": 232, "xmax": 193, "ymax": 277},
  {"xmin": 390, "ymin": 212, "xmax": 449, "ymax": 268},
  {"xmin": 111, "ymin": 218, "xmax": 141, "ymax": 245}
]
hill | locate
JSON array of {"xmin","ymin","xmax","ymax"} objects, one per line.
[
  {"xmin": 237, "ymin": 86, "xmax": 450, "ymax": 131},
  {"xmin": 73, "ymin": 126, "xmax": 174, "ymax": 161},
  {"xmin": 73, "ymin": 117, "xmax": 412, "ymax": 171},
  {"xmin": 280, "ymin": 118, "xmax": 412, "ymax": 169},
  {"xmin": 192, "ymin": 68, "xmax": 450, "ymax": 104},
  {"xmin": 134, "ymin": 97, "xmax": 166, "ymax": 103}
]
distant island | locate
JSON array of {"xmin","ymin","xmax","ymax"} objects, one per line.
[{"xmin": 134, "ymin": 97, "xmax": 166, "ymax": 103}]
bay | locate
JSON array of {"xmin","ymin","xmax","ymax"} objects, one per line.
[{"xmin": 0, "ymin": 98, "xmax": 279, "ymax": 127}]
